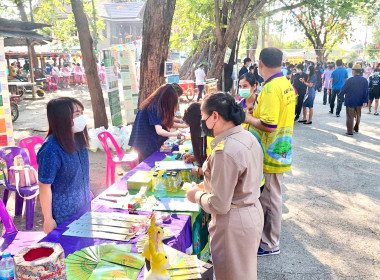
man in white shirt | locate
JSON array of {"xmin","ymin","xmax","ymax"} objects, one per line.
[{"xmin": 195, "ymin": 64, "xmax": 207, "ymax": 101}]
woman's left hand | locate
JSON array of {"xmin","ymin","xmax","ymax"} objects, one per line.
[{"xmin": 186, "ymin": 184, "xmax": 201, "ymax": 203}]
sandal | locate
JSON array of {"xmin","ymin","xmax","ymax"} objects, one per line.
[
  {"xmin": 304, "ymin": 121, "xmax": 312, "ymax": 125},
  {"xmin": 298, "ymin": 119, "xmax": 307, "ymax": 123}
]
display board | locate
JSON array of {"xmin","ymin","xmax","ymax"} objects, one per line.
[
  {"xmin": 103, "ymin": 50, "xmax": 122, "ymax": 126},
  {"xmin": 119, "ymin": 50, "xmax": 139, "ymax": 124},
  {"xmin": 0, "ymin": 38, "xmax": 15, "ymax": 147}
]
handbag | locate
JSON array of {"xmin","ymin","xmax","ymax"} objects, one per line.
[{"xmin": 8, "ymin": 165, "xmax": 39, "ymax": 200}]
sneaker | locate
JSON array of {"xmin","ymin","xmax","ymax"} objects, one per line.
[
  {"xmin": 258, "ymin": 247, "xmax": 280, "ymax": 257},
  {"xmin": 336, "ymin": 114, "xmax": 340, "ymax": 117},
  {"xmin": 329, "ymin": 111, "xmax": 333, "ymax": 114},
  {"xmin": 374, "ymin": 112, "xmax": 379, "ymax": 116},
  {"xmin": 368, "ymin": 111, "xmax": 371, "ymax": 114},
  {"xmin": 345, "ymin": 132, "xmax": 353, "ymax": 137}
]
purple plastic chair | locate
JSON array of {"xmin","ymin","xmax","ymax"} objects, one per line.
[
  {"xmin": 0, "ymin": 197, "xmax": 45, "ymax": 255},
  {"xmin": 0, "ymin": 147, "xmax": 39, "ymax": 230}
]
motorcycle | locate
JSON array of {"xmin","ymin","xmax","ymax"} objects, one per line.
[
  {"xmin": 14, "ymin": 76, "xmax": 45, "ymax": 97},
  {"xmin": 10, "ymin": 95, "xmax": 20, "ymax": 122}
]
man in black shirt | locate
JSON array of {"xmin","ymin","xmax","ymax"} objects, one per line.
[
  {"xmin": 239, "ymin": 57, "xmax": 251, "ymax": 78},
  {"xmin": 368, "ymin": 69, "xmax": 380, "ymax": 115},
  {"xmin": 292, "ymin": 64, "xmax": 308, "ymax": 121}
]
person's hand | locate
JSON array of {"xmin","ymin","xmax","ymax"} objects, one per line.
[
  {"xmin": 43, "ymin": 218, "xmax": 57, "ymax": 234},
  {"xmin": 247, "ymin": 105, "xmax": 254, "ymax": 115},
  {"xmin": 186, "ymin": 184, "xmax": 201, "ymax": 203},
  {"xmin": 191, "ymin": 166, "xmax": 200, "ymax": 177},
  {"xmin": 183, "ymin": 153, "xmax": 195, "ymax": 163},
  {"xmin": 363, "ymin": 103, "xmax": 368, "ymax": 108},
  {"xmin": 173, "ymin": 130, "xmax": 182, "ymax": 137}
]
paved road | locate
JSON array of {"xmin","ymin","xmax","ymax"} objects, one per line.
[
  {"xmin": 258, "ymin": 91, "xmax": 380, "ymax": 279},
  {"xmin": 3, "ymin": 87, "xmax": 380, "ymax": 279}
]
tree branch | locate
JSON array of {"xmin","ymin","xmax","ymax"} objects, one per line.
[{"xmin": 264, "ymin": 1, "xmax": 307, "ymax": 17}]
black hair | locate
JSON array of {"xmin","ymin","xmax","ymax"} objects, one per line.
[
  {"xmin": 249, "ymin": 66, "xmax": 255, "ymax": 71},
  {"xmin": 328, "ymin": 63, "xmax": 334, "ymax": 69},
  {"xmin": 348, "ymin": 62, "xmax": 353, "ymax": 68},
  {"xmin": 183, "ymin": 103, "xmax": 207, "ymax": 166},
  {"xmin": 202, "ymin": 93, "xmax": 245, "ymax": 126},
  {"xmin": 296, "ymin": 64, "xmax": 303, "ymax": 70},
  {"xmin": 307, "ymin": 65, "xmax": 315, "ymax": 81},
  {"xmin": 239, "ymin": 73, "xmax": 257, "ymax": 87},
  {"xmin": 336, "ymin": 59, "xmax": 343, "ymax": 67},
  {"xmin": 259, "ymin": 48, "xmax": 283, "ymax": 68},
  {"xmin": 47, "ymin": 97, "xmax": 89, "ymax": 154},
  {"xmin": 243, "ymin": 57, "xmax": 252, "ymax": 64}
]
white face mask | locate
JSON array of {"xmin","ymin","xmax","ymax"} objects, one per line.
[{"xmin": 72, "ymin": 115, "xmax": 87, "ymax": 133}]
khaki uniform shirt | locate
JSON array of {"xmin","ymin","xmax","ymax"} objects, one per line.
[{"xmin": 195, "ymin": 125, "xmax": 263, "ymax": 215}]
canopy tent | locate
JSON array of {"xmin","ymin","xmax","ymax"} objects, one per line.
[{"xmin": 283, "ymin": 50, "xmax": 317, "ymax": 63}]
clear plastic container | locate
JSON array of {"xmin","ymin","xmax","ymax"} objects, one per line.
[
  {"xmin": 0, "ymin": 252, "xmax": 15, "ymax": 280},
  {"xmin": 154, "ymin": 177, "xmax": 167, "ymax": 198}
]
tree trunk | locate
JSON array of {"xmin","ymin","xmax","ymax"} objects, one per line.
[
  {"xmin": 208, "ymin": 0, "xmax": 251, "ymax": 79},
  {"xmin": 138, "ymin": 0, "xmax": 176, "ymax": 104},
  {"xmin": 249, "ymin": 19, "xmax": 259, "ymax": 61},
  {"xmin": 14, "ymin": 0, "xmax": 38, "ymax": 72},
  {"xmin": 71, "ymin": 0, "xmax": 108, "ymax": 128}
]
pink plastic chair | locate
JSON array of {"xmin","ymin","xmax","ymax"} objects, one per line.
[
  {"xmin": 18, "ymin": 136, "xmax": 44, "ymax": 171},
  {"xmin": 0, "ymin": 197, "xmax": 45, "ymax": 255},
  {"xmin": 97, "ymin": 131, "xmax": 138, "ymax": 187}
]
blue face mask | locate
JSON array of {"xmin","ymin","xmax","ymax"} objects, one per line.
[
  {"xmin": 256, "ymin": 85, "xmax": 263, "ymax": 94},
  {"xmin": 238, "ymin": 88, "xmax": 252, "ymax": 99}
]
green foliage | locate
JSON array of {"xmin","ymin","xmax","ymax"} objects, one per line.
[
  {"xmin": 170, "ymin": 0, "xmax": 215, "ymax": 52},
  {"xmin": 282, "ymin": 0, "xmax": 376, "ymax": 60},
  {"xmin": 33, "ymin": 0, "xmax": 105, "ymax": 50}
]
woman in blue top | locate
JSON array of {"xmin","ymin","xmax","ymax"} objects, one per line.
[
  {"xmin": 129, "ymin": 84, "xmax": 185, "ymax": 162},
  {"xmin": 299, "ymin": 65, "xmax": 317, "ymax": 125},
  {"xmin": 37, "ymin": 97, "xmax": 91, "ymax": 234}
]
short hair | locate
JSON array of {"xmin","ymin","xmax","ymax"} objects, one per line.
[
  {"xmin": 296, "ymin": 64, "xmax": 303, "ymax": 70},
  {"xmin": 243, "ymin": 57, "xmax": 252, "ymax": 64},
  {"xmin": 259, "ymin": 48, "xmax": 283, "ymax": 68},
  {"xmin": 328, "ymin": 64, "xmax": 334, "ymax": 69},
  {"xmin": 199, "ymin": 64, "xmax": 204, "ymax": 68},
  {"xmin": 336, "ymin": 59, "xmax": 343, "ymax": 66},
  {"xmin": 348, "ymin": 62, "xmax": 353, "ymax": 68},
  {"xmin": 249, "ymin": 66, "xmax": 255, "ymax": 71}
]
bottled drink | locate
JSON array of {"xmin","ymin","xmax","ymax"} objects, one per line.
[
  {"xmin": 172, "ymin": 172, "xmax": 178, "ymax": 192},
  {"xmin": 0, "ymin": 252, "xmax": 15, "ymax": 280},
  {"xmin": 154, "ymin": 176, "xmax": 167, "ymax": 198},
  {"xmin": 166, "ymin": 172, "xmax": 172, "ymax": 192},
  {"xmin": 151, "ymin": 172, "xmax": 158, "ymax": 192}
]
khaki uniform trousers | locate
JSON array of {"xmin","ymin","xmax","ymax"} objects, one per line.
[
  {"xmin": 209, "ymin": 203, "xmax": 264, "ymax": 280},
  {"xmin": 259, "ymin": 173, "xmax": 284, "ymax": 251}
]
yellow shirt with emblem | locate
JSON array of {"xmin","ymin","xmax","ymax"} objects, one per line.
[{"xmin": 248, "ymin": 75, "xmax": 296, "ymax": 173}]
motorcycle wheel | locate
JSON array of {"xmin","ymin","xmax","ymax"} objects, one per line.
[
  {"xmin": 37, "ymin": 89, "xmax": 45, "ymax": 97},
  {"xmin": 11, "ymin": 103, "xmax": 19, "ymax": 122},
  {"xmin": 186, "ymin": 88, "xmax": 195, "ymax": 102}
]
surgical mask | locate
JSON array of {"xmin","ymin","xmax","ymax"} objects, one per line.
[
  {"xmin": 201, "ymin": 115, "xmax": 214, "ymax": 137},
  {"xmin": 256, "ymin": 85, "xmax": 263, "ymax": 94},
  {"xmin": 72, "ymin": 115, "xmax": 87, "ymax": 133},
  {"xmin": 238, "ymin": 88, "xmax": 252, "ymax": 99},
  {"xmin": 374, "ymin": 72, "xmax": 380, "ymax": 76},
  {"xmin": 297, "ymin": 69, "xmax": 302, "ymax": 73}
]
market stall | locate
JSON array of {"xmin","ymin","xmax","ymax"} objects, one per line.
[{"xmin": 32, "ymin": 149, "xmax": 213, "ymax": 279}]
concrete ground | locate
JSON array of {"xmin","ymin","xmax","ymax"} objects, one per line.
[{"xmin": 1, "ymin": 87, "xmax": 379, "ymax": 279}]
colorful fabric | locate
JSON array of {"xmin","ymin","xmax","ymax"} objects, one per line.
[{"xmin": 249, "ymin": 73, "xmax": 297, "ymax": 173}]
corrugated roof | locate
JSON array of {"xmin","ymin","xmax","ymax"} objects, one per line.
[
  {"xmin": 101, "ymin": 2, "xmax": 145, "ymax": 19},
  {"xmin": 0, "ymin": 18, "xmax": 50, "ymax": 30}
]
